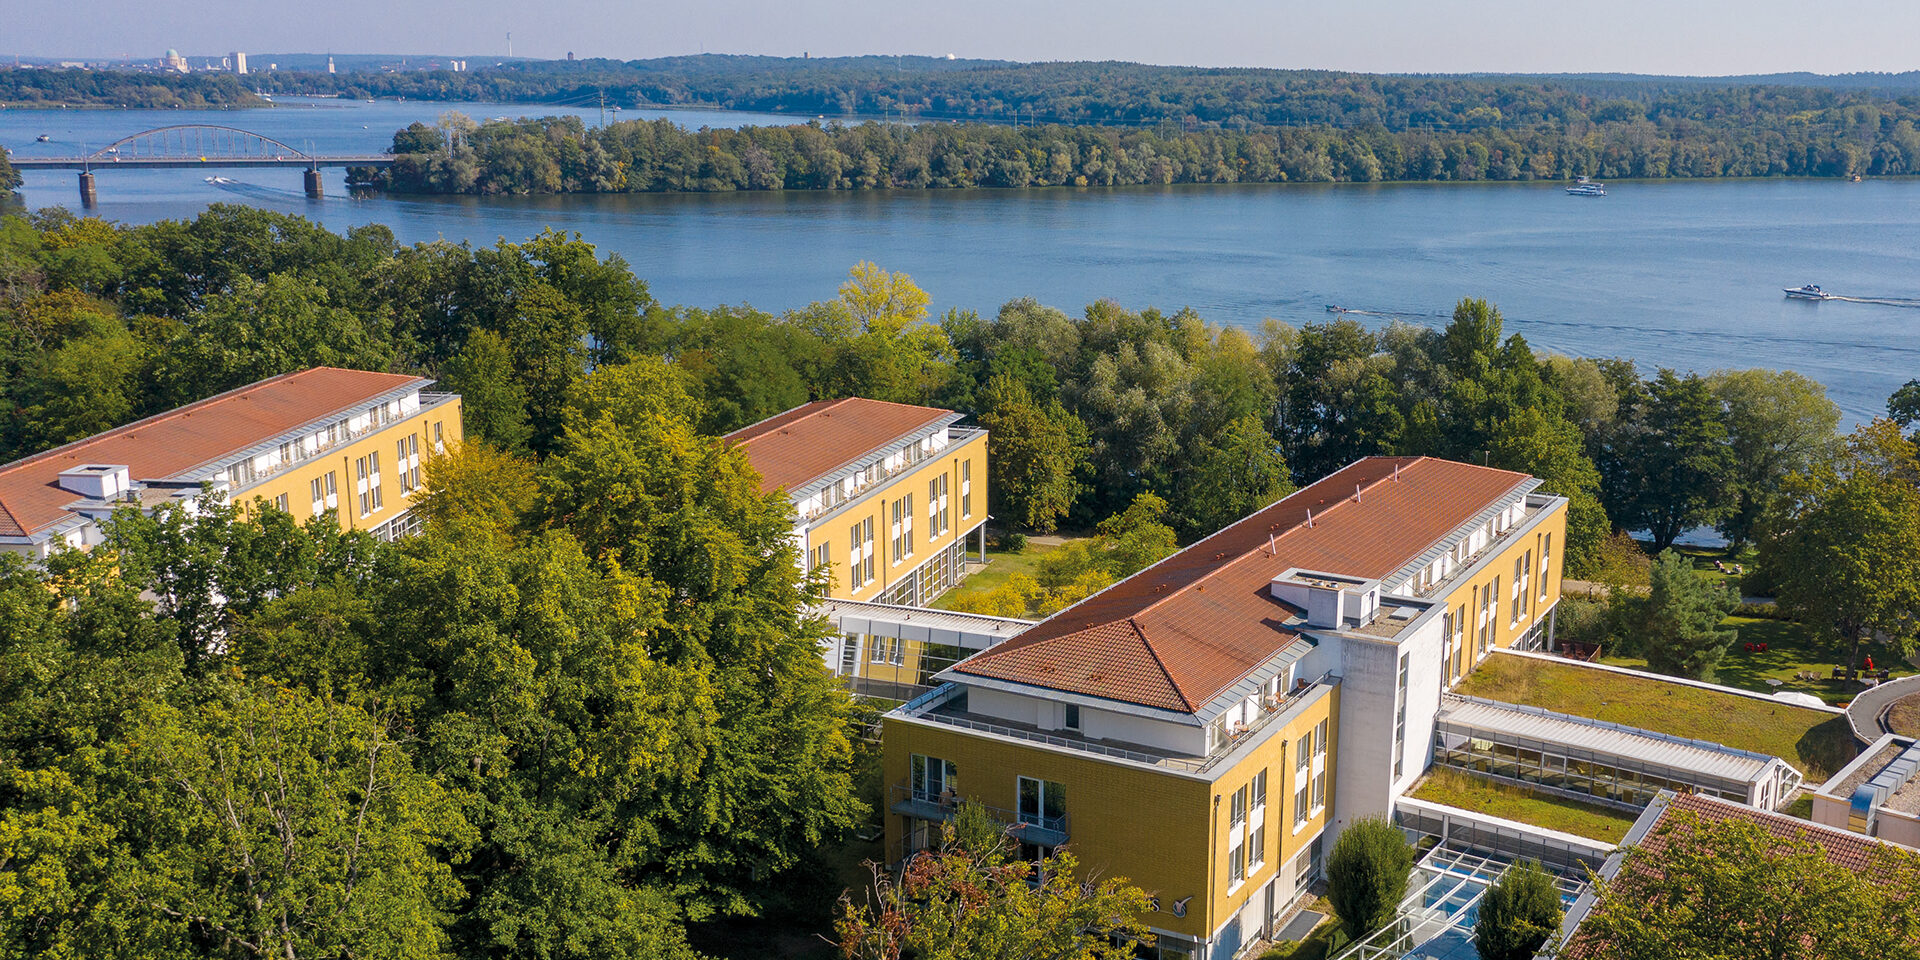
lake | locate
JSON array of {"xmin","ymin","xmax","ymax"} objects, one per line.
[{"xmin": 5, "ymin": 98, "xmax": 1918, "ymax": 423}]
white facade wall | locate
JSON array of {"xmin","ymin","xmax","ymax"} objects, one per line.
[
  {"xmin": 966, "ymin": 686, "xmax": 1204, "ymax": 755},
  {"xmin": 1327, "ymin": 614, "xmax": 1446, "ymax": 840}
]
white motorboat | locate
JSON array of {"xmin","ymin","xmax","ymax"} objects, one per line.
[
  {"xmin": 1784, "ymin": 284, "xmax": 1834, "ymax": 300},
  {"xmin": 1566, "ymin": 177, "xmax": 1606, "ymax": 197}
]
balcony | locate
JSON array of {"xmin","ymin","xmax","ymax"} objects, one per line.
[
  {"xmin": 887, "ymin": 782, "xmax": 1070, "ymax": 848},
  {"xmin": 892, "ymin": 674, "xmax": 1335, "ymax": 777},
  {"xmin": 795, "ymin": 426, "xmax": 983, "ymax": 523}
]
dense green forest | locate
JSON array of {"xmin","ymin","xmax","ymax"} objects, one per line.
[
  {"xmin": 0, "ymin": 204, "xmax": 1914, "ymax": 958},
  {"xmin": 378, "ymin": 105, "xmax": 1920, "ymax": 196},
  {"xmin": 0, "ymin": 68, "xmax": 263, "ymax": 108}
]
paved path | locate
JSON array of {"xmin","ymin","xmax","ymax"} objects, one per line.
[{"xmin": 1845, "ymin": 673, "xmax": 1920, "ymax": 743}]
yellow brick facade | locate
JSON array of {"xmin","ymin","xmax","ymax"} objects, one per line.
[
  {"xmin": 883, "ymin": 685, "xmax": 1338, "ymax": 945},
  {"xmin": 234, "ymin": 398, "xmax": 463, "ymax": 537},
  {"xmin": 1435, "ymin": 502, "xmax": 1568, "ymax": 684},
  {"xmin": 808, "ymin": 430, "xmax": 987, "ymax": 604}
]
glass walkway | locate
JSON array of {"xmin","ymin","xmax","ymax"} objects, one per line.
[{"xmin": 1327, "ymin": 841, "xmax": 1586, "ymax": 960}]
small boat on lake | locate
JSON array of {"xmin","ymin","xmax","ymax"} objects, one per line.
[
  {"xmin": 1784, "ymin": 284, "xmax": 1834, "ymax": 300},
  {"xmin": 1566, "ymin": 177, "xmax": 1606, "ymax": 197},
  {"xmin": 36, "ymin": 134, "xmax": 51, "ymax": 142}
]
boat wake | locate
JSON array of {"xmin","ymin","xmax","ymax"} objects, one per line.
[{"xmin": 1827, "ymin": 295, "xmax": 1920, "ymax": 308}]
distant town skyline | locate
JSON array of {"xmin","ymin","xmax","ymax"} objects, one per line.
[{"xmin": 10, "ymin": 0, "xmax": 1920, "ymax": 77}]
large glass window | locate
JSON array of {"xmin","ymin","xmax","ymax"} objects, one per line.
[
  {"xmin": 1018, "ymin": 776, "xmax": 1067, "ymax": 832},
  {"xmin": 1228, "ymin": 785, "xmax": 1248, "ymax": 887},
  {"xmin": 911, "ymin": 754, "xmax": 957, "ymax": 803},
  {"xmin": 961, "ymin": 459, "xmax": 972, "ymax": 518},
  {"xmin": 1432, "ymin": 725, "xmax": 1755, "ymax": 808},
  {"xmin": 1249, "ymin": 770, "xmax": 1267, "ymax": 870},
  {"xmin": 1311, "ymin": 719, "xmax": 1329, "ymax": 812}
]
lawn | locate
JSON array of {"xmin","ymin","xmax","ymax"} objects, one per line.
[
  {"xmin": 1409, "ymin": 768, "xmax": 1640, "ymax": 844},
  {"xmin": 1889, "ymin": 693, "xmax": 1920, "ymax": 738},
  {"xmin": 1596, "ymin": 615, "xmax": 1909, "ymax": 707},
  {"xmin": 931, "ymin": 539, "xmax": 1073, "ymax": 612},
  {"xmin": 1456, "ymin": 654, "xmax": 1859, "ymax": 781}
]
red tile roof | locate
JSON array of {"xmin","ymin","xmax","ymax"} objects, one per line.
[
  {"xmin": 1560, "ymin": 792, "xmax": 1920, "ymax": 959},
  {"xmin": 0, "ymin": 367, "xmax": 426, "ymax": 539},
  {"xmin": 723, "ymin": 397, "xmax": 957, "ymax": 494},
  {"xmin": 954, "ymin": 457, "xmax": 1534, "ymax": 712}
]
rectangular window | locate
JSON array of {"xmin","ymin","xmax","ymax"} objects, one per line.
[
  {"xmin": 1228, "ymin": 784, "xmax": 1248, "ymax": 887},
  {"xmin": 961, "ymin": 459, "xmax": 973, "ymax": 518},
  {"xmin": 1249, "ymin": 769, "xmax": 1268, "ymax": 869},
  {"xmin": 891, "ymin": 498, "xmax": 904, "ymax": 563},
  {"xmin": 890, "ymin": 636, "xmax": 905, "ymax": 666},
  {"xmin": 433, "ymin": 421, "xmax": 445, "ymax": 453},
  {"xmin": 310, "ymin": 471, "xmax": 337, "ymax": 517},
  {"xmin": 811, "ymin": 542, "xmax": 830, "ymax": 578},
  {"xmin": 398, "ymin": 439, "xmax": 413, "ymax": 494},
  {"xmin": 1294, "ymin": 733, "xmax": 1312, "ymax": 826},
  {"xmin": 1018, "ymin": 776, "xmax": 1067, "ymax": 832},
  {"xmin": 911, "ymin": 754, "xmax": 957, "ymax": 803},
  {"xmin": 1393, "ymin": 652, "xmax": 1410, "ymax": 779},
  {"xmin": 839, "ymin": 636, "xmax": 860, "ymax": 675},
  {"xmin": 1540, "ymin": 532, "xmax": 1553, "ymax": 601},
  {"xmin": 272, "ymin": 493, "xmax": 289, "ymax": 512},
  {"xmin": 1064, "ymin": 704, "xmax": 1081, "ymax": 731},
  {"xmin": 1311, "ymin": 719, "xmax": 1328, "ymax": 812},
  {"xmin": 848, "ymin": 524, "xmax": 867, "ymax": 588},
  {"xmin": 862, "ymin": 518, "xmax": 875, "ymax": 584}
]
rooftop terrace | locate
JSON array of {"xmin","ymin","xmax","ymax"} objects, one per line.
[{"xmin": 1455, "ymin": 652, "xmax": 1857, "ymax": 781}]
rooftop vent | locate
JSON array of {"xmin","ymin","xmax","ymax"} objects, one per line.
[{"xmin": 1269, "ymin": 568, "xmax": 1381, "ymax": 630}]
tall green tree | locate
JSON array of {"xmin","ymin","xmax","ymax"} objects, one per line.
[
  {"xmin": 1707, "ymin": 369, "xmax": 1841, "ymax": 550},
  {"xmin": 441, "ymin": 328, "xmax": 534, "ymax": 452},
  {"xmin": 1327, "ymin": 817, "xmax": 1413, "ymax": 938},
  {"xmin": 977, "ymin": 373, "xmax": 1090, "ymax": 533},
  {"xmin": 1487, "ymin": 407, "xmax": 1610, "ymax": 577},
  {"xmin": 1173, "ymin": 412, "xmax": 1294, "ymax": 538},
  {"xmin": 1609, "ymin": 369, "xmax": 1735, "ymax": 552},
  {"xmin": 1760, "ymin": 420, "xmax": 1920, "ymax": 671},
  {"xmin": 1626, "ymin": 549, "xmax": 1738, "ymax": 681},
  {"xmin": 1474, "ymin": 860, "xmax": 1561, "ymax": 960},
  {"xmin": 117, "ymin": 681, "xmax": 472, "ymax": 960},
  {"xmin": 1577, "ymin": 807, "xmax": 1920, "ymax": 960}
]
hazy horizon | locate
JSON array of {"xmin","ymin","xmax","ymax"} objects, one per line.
[{"xmin": 9, "ymin": 0, "xmax": 1919, "ymax": 78}]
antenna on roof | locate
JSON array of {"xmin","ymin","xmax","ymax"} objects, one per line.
[
  {"xmin": 1268, "ymin": 532, "xmax": 1276, "ymax": 554},
  {"xmin": 1393, "ymin": 463, "xmax": 1401, "ymax": 481},
  {"xmin": 1355, "ymin": 483, "xmax": 1363, "ymax": 503},
  {"xmin": 1306, "ymin": 508, "xmax": 1313, "ymax": 528}
]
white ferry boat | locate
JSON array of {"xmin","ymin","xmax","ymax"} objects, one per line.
[
  {"xmin": 1566, "ymin": 177, "xmax": 1607, "ymax": 197},
  {"xmin": 1783, "ymin": 284, "xmax": 1834, "ymax": 300}
]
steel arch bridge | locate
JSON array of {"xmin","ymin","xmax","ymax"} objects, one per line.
[{"xmin": 88, "ymin": 124, "xmax": 315, "ymax": 162}]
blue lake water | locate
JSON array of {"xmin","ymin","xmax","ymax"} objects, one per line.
[{"xmin": 5, "ymin": 99, "xmax": 1918, "ymax": 423}]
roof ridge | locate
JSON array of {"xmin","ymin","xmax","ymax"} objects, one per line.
[
  {"xmin": 0, "ymin": 367, "xmax": 413, "ymax": 478},
  {"xmin": 1126, "ymin": 617, "xmax": 1196, "ymax": 712}
]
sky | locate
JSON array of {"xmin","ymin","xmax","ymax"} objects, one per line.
[{"xmin": 12, "ymin": 0, "xmax": 1920, "ymax": 76}]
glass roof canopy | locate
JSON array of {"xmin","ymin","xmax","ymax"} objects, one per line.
[{"xmin": 1328, "ymin": 841, "xmax": 1587, "ymax": 960}]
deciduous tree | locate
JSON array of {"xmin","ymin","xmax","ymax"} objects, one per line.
[
  {"xmin": 1474, "ymin": 859, "xmax": 1561, "ymax": 960},
  {"xmin": 1327, "ymin": 817, "xmax": 1413, "ymax": 938}
]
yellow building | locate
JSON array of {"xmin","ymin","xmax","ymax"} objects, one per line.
[
  {"xmin": 726, "ymin": 397, "xmax": 989, "ymax": 695},
  {"xmin": 882, "ymin": 456, "xmax": 1568, "ymax": 959},
  {"xmin": 0, "ymin": 367, "xmax": 461, "ymax": 558}
]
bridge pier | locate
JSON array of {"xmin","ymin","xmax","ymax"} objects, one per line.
[
  {"xmin": 78, "ymin": 171, "xmax": 97, "ymax": 207},
  {"xmin": 304, "ymin": 168, "xmax": 324, "ymax": 199}
]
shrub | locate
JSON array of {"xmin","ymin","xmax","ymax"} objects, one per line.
[
  {"xmin": 1474, "ymin": 859, "xmax": 1562, "ymax": 960},
  {"xmin": 993, "ymin": 530, "xmax": 1029, "ymax": 553},
  {"xmin": 1326, "ymin": 818, "xmax": 1413, "ymax": 937}
]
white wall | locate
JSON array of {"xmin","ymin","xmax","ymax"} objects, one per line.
[
  {"xmin": 1327, "ymin": 615, "xmax": 1445, "ymax": 838},
  {"xmin": 964, "ymin": 685, "xmax": 1204, "ymax": 755}
]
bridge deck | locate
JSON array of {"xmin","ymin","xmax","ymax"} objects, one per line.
[{"xmin": 14, "ymin": 157, "xmax": 396, "ymax": 170}]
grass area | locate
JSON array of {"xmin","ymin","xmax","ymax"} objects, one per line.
[
  {"xmin": 1596, "ymin": 615, "xmax": 1911, "ymax": 707},
  {"xmin": 1457, "ymin": 654, "xmax": 1859, "ymax": 781},
  {"xmin": 1409, "ymin": 768, "xmax": 1640, "ymax": 844},
  {"xmin": 929, "ymin": 540, "xmax": 1060, "ymax": 611},
  {"xmin": 1671, "ymin": 544, "xmax": 1751, "ymax": 589},
  {"xmin": 1781, "ymin": 793, "xmax": 1815, "ymax": 821},
  {"xmin": 1889, "ymin": 693, "xmax": 1920, "ymax": 738}
]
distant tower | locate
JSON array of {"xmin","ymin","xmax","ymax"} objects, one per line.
[
  {"xmin": 327, "ymin": 55, "xmax": 336, "ymax": 74},
  {"xmin": 567, "ymin": 51, "xmax": 575, "ymax": 61},
  {"xmin": 232, "ymin": 51, "xmax": 248, "ymax": 75}
]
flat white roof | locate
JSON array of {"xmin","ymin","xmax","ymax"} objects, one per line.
[
  {"xmin": 819, "ymin": 599, "xmax": 1036, "ymax": 651},
  {"xmin": 1437, "ymin": 695, "xmax": 1776, "ymax": 784}
]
